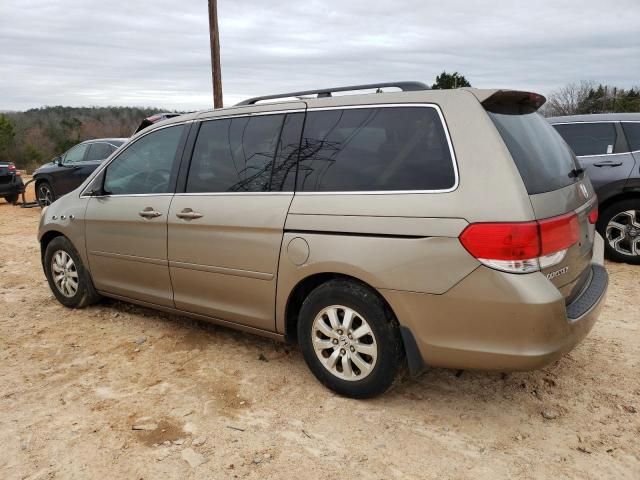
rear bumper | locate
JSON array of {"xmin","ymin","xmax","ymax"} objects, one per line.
[
  {"xmin": 0, "ymin": 176, "xmax": 24, "ymax": 196},
  {"xmin": 383, "ymin": 234, "xmax": 608, "ymax": 373}
]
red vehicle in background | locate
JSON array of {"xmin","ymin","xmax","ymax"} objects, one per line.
[{"xmin": 133, "ymin": 113, "xmax": 182, "ymax": 134}]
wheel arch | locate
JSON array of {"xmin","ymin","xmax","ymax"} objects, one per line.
[
  {"xmin": 598, "ymin": 190, "xmax": 640, "ymax": 217},
  {"xmin": 284, "ymin": 272, "xmax": 398, "ymax": 344},
  {"xmin": 34, "ymin": 175, "xmax": 56, "ymax": 205},
  {"xmin": 284, "ymin": 271, "xmax": 425, "ymax": 376},
  {"xmin": 40, "ymin": 230, "xmax": 65, "ymax": 270},
  {"xmin": 33, "ymin": 175, "xmax": 56, "ymax": 195},
  {"xmin": 34, "ymin": 174, "xmax": 53, "ymax": 188}
]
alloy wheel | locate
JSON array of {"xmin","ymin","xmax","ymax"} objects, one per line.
[
  {"xmin": 38, "ymin": 184, "xmax": 53, "ymax": 206},
  {"xmin": 51, "ymin": 250, "xmax": 79, "ymax": 297},
  {"xmin": 311, "ymin": 305, "xmax": 378, "ymax": 381},
  {"xmin": 606, "ymin": 210, "xmax": 640, "ymax": 257}
]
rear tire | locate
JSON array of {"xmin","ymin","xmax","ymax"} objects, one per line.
[
  {"xmin": 37, "ymin": 181, "xmax": 55, "ymax": 207},
  {"xmin": 297, "ymin": 279, "xmax": 404, "ymax": 398},
  {"xmin": 44, "ymin": 236, "xmax": 101, "ymax": 308},
  {"xmin": 4, "ymin": 194, "xmax": 18, "ymax": 204},
  {"xmin": 597, "ymin": 199, "xmax": 640, "ymax": 265}
]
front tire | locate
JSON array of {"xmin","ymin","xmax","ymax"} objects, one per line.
[
  {"xmin": 37, "ymin": 181, "xmax": 55, "ymax": 207},
  {"xmin": 598, "ymin": 199, "xmax": 640, "ymax": 264},
  {"xmin": 44, "ymin": 236, "xmax": 101, "ymax": 308},
  {"xmin": 298, "ymin": 279, "xmax": 404, "ymax": 398}
]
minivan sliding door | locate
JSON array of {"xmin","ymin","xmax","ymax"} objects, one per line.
[{"xmin": 168, "ymin": 108, "xmax": 305, "ymax": 331}]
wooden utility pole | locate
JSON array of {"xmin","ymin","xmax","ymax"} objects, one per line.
[{"xmin": 208, "ymin": 0, "xmax": 223, "ymax": 108}]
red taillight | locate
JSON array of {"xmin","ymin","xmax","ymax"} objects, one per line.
[
  {"xmin": 460, "ymin": 213, "xmax": 580, "ymax": 272},
  {"xmin": 459, "ymin": 222, "xmax": 540, "ymax": 260},
  {"xmin": 588, "ymin": 206, "xmax": 598, "ymax": 224},
  {"xmin": 8, "ymin": 164, "xmax": 16, "ymax": 171},
  {"xmin": 539, "ymin": 212, "xmax": 580, "ymax": 255}
]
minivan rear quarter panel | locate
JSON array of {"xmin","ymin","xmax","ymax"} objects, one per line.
[{"xmin": 276, "ymin": 91, "xmax": 539, "ymax": 333}]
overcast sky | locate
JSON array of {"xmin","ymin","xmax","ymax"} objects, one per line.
[{"xmin": 0, "ymin": 0, "xmax": 638, "ymax": 111}]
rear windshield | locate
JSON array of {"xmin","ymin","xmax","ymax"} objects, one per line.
[{"xmin": 488, "ymin": 112, "xmax": 580, "ymax": 195}]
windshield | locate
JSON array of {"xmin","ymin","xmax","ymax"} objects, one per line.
[{"xmin": 489, "ymin": 112, "xmax": 580, "ymax": 195}]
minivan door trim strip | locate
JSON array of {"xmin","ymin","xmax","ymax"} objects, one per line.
[
  {"xmin": 89, "ymin": 250, "xmax": 168, "ymax": 266},
  {"xmin": 284, "ymin": 229, "xmax": 425, "ymax": 240},
  {"xmin": 168, "ymin": 260, "xmax": 274, "ymax": 280}
]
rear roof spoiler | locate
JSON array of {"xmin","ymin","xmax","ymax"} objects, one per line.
[{"xmin": 466, "ymin": 89, "xmax": 546, "ymax": 114}]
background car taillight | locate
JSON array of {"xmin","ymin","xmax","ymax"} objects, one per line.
[
  {"xmin": 459, "ymin": 212, "xmax": 580, "ymax": 273},
  {"xmin": 7, "ymin": 163, "xmax": 19, "ymax": 176}
]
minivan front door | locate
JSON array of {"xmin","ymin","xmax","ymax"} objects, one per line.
[
  {"xmin": 167, "ymin": 110, "xmax": 304, "ymax": 331},
  {"xmin": 85, "ymin": 124, "xmax": 188, "ymax": 307}
]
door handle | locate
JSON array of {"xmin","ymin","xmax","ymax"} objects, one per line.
[
  {"xmin": 176, "ymin": 208, "xmax": 204, "ymax": 220},
  {"xmin": 594, "ymin": 160, "xmax": 623, "ymax": 167},
  {"xmin": 139, "ymin": 207, "xmax": 162, "ymax": 219}
]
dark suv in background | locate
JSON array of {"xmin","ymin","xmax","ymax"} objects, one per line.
[
  {"xmin": 0, "ymin": 161, "xmax": 24, "ymax": 204},
  {"xmin": 33, "ymin": 138, "xmax": 126, "ymax": 206},
  {"xmin": 548, "ymin": 114, "xmax": 640, "ymax": 263}
]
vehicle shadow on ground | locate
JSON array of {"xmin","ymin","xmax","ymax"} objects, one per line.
[{"xmin": 101, "ymin": 297, "xmax": 570, "ymax": 414}]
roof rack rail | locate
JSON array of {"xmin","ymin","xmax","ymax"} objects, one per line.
[{"xmin": 235, "ymin": 81, "xmax": 429, "ymax": 106}]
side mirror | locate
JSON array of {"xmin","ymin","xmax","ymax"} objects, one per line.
[
  {"xmin": 85, "ymin": 172, "xmax": 106, "ymax": 196},
  {"xmin": 55, "ymin": 156, "xmax": 63, "ymax": 166}
]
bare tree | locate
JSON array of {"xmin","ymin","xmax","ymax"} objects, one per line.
[
  {"xmin": 208, "ymin": 0, "xmax": 223, "ymax": 108},
  {"xmin": 543, "ymin": 81, "xmax": 595, "ymax": 116}
]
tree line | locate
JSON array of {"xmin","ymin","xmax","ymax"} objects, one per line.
[
  {"xmin": 1, "ymin": 75, "xmax": 638, "ymax": 172},
  {"xmin": 543, "ymin": 81, "xmax": 640, "ymax": 117},
  {"xmin": 0, "ymin": 106, "xmax": 169, "ymax": 172},
  {"xmin": 430, "ymin": 74, "xmax": 640, "ymax": 117}
]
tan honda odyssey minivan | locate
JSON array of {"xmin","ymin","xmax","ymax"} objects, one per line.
[{"xmin": 38, "ymin": 82, "xmax": 608, "ymax": 398}]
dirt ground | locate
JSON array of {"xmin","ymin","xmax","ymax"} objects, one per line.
[{"xmin": 0, "ymin": 198, "xmax": 638, "ymax": 480}]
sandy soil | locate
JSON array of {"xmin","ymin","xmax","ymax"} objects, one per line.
[{"xmin": 0, "ymin": 202, "xmax": 638, "ymax": 480}]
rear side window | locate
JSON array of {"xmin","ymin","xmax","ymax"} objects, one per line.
[
  {"xmin": 297, "ymin": 107, "xmax": 455, "ymax": 192},
  {"xmin": 86, "ymin": 143, "xmax": 116, "ymax": 161},
  {"xmin": 270, "ymin": 113, "xmax": 304, "ymax": 192},
  {"xmin": 622, "ymin": 122, "xmax": 640, "ymax": 151},
  {"xmin": 552, "ymin": 122, "xmax": 617, "ymax": 156},
  {"xmin": 186, "ymin": 114, "xmax": 286, "ymax": 193},
  {"xmin": 489, "ymin": 112, "xmax": 580, "ymax": 195}
]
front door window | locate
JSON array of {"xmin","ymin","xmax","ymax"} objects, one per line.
[
  {"xmin": 103, "ymin": 125, "xmax": 185, "ymax": 195},
  {"xmin": 62, "ymin": 144, "xmax": 89, "ymax": 164}
]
